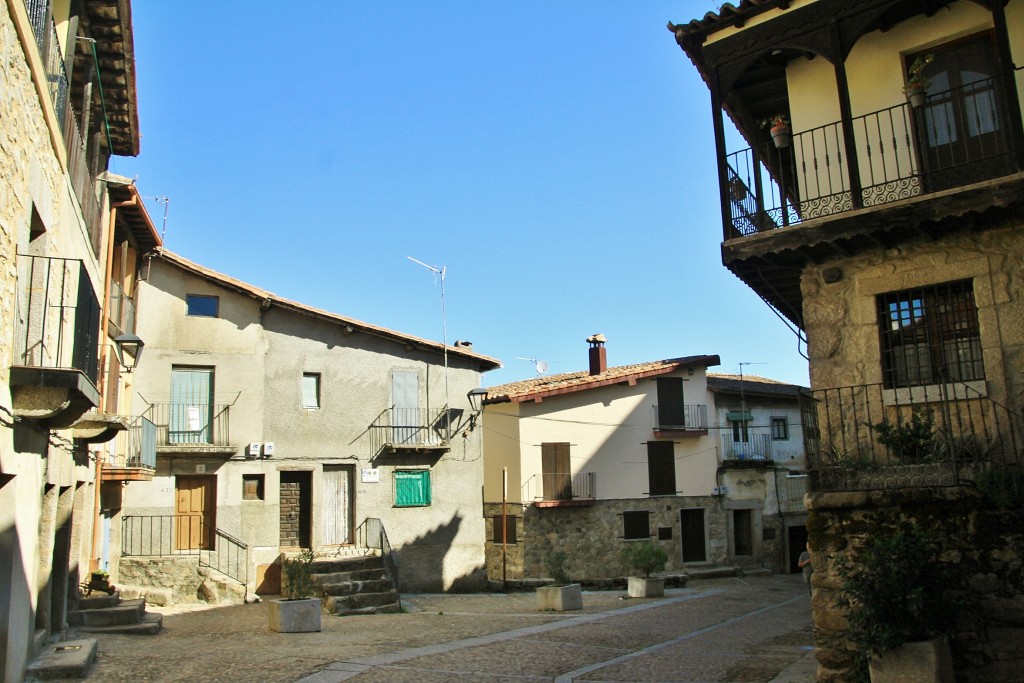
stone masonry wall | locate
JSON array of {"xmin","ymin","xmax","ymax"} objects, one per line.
[
  {"xmin": 118, "ymin": 557, "xmax": 205, "ymax": 604},
  {"xmin": 806, "ymin": 487, "xmax": 1024, "ymax": 683}
]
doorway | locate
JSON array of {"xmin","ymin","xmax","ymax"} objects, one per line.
[
  {"xmin": 321, "ymin": 466, "xmax": 353, "ymax": 546},
  {"xmin": 788, "ymin": 524, "xmax": 808, "ymax": 574},
  {"xmin": 280, "ymin": 471, "xmax": 312, "ymax": 548},
  {"xmin": 175, "ymin": 475, "xmax": 215, "ymax": 550},
  {"xmin": 679, "ymin": 508, "xmax": 707, "ymax": 562}
]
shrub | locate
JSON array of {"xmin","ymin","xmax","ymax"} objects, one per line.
[
  {"xmin": 836, "ymin": 523, "xmax": 960, "ymax": 656},
  {"xmin": 976, "ymin": 466, "xmax": 1024, "ymax": 509},
  {"xmin": 871, "ymin": 409, "xmax": 941, "ymax": 463},
  {"xmin": 547, "ymin": 551, "xmax": 571, "ymax": 586},
  {"xmin": 282, "ymin": 548, "xmax": 318, "ymax": 600},
  {"xmin": 621, "ymin": 541, "xmax": 668, "ymax": 578}
]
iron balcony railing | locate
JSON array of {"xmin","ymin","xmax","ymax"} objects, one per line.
[
  {"xmin": 107, "ymin": 280, "xmax": 136, "ymax": 339},
  {"xmin": 522, "ymin": 472, "xmax": 597, "ymax": 503},
  {"xmin": 105, "ymin": 417, "xmax": 156, "ymax": 469},
  {"xmin": 653, "ymin": 403, "xmax": 708, "ymax": 431},
  {"xmin": 121, "ymin": 515, "xmax": 249, "ymax": 597},
  {"xmin": 24, "ymin": 0, "xmax": 68, "ymax": 129},
  {"xmin": 140, "ymin": 402, "xmax": 233, "ymax": 447},
  {"xmin": 14, "ymin": 254, "xmax": 100, "ymax": 381},
  {"xmin": 369, "ymin": 406, "xmax": 451, "ymax": 453},
  {"xmin": 805, "ymin": 380, "xmax": 1024, "ymax": 492},
  {"xmin": 721, "ymin": 432, "xmax": 773, "ymax": 461},
  {"xmin": 724, "ymin": 70, "xmax": 1022, "ymax": 240}
]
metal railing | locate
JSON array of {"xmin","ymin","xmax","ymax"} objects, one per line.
[
  {"xmin": 806, "ymin": 380, "xmax": 1024, "ymax": 492},
  {"xmin": 24, "ymin": 0, "xmax": 68, "ymax": 129},
  {"xmin": 522, "ymin": 472, "xmax": 597, "ymax": 503},
  {"xmin": 724, "ymin": 71, "xmax": 1021, "ymax": 239},
  {"xmin": 14, "ymin": 254, "xmax": 100, "ymax": 380},
  {"xmin": 107, "ymin": 280, "xmax": 136, "ymax": 338},
  {"xmin": 369, "ymin": 406, "xmax": 451, "ymax": 453},
  {"xmin": 105, "ymin": 417, "xmax": 156, "ymax": 469},
  {"xmin": 140, "ymin": 401, "xmax": 233, "ymax": 447},
  {"xmin": 653, "ymin": 403, "xmax": 708, "ymax": 431},
  {"xmin": 356, "ymin": 518, "xmax": 401, "ymax": 600},
  {"xmin": 121, "ymin": 515, "xmax": 249, "ymax": 596},
  {"xmin": 721, "ymin": 433, "xmax": 773, "ymax": 461}
]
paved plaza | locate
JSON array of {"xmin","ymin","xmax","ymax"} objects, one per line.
[{"xmin": 73, "ymin": 575, "xmax": 816, "ymax": 682}]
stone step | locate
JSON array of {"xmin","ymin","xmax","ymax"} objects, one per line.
[
  {"xmin": 77, "ymin": 613, "xmax": 163, "ymax": 636},
  {"xmin": 333, "ymin": 601, "xmax": 402, "ymax": 616},
  {"xmin": 75, "ymin": 592, "xmax": 121, "ymax": 610},
  {"xmin": 739, "ymin": 567, "xmax": 773, "ymax": 577},
  {"xmin": 26, "ymin": 639, "xmax": 97, "ymax": 680},
  {"xmin": 312, "ymin": 568, "xmax": 386, "ymax": 584},
  {"xmin": 324, "ymin": 590, "xmax": 400, "ymax": 613},
  {"xmin": 319, "ymin": 578, "xmax": 393, "ymax": 596},
  {"xmin": 309, "ymin": 555, "xmax": 385, "ymax": 574},
  {"xmin": 70, "ymin": 599, "xmax": 146, "ymax": 627},
  {"xmin": 684, "ymin": 565, "xmax": 742, "ymax": 580}
]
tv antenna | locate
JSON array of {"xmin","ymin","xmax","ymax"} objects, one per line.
[
  {"xmin": 515, "ymin": 356, "xmax": 551, "ymax": 375},
  {"xmin": 144, "ymin": 195, "xmax": 170, "ymax": 241},
  {"xmin": 407, "ymin": 257, "xmax": 449, "ymax": 415},
  {"xmin": 737, "ymin": 361, "xmax": 767, "ymax": 417}
]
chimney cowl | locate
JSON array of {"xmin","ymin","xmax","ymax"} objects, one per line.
[{"xmin": 587, "ymin": 334, "xmax": 607, "ymax": 375}]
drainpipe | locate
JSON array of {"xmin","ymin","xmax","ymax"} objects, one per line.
[{"xmin": 89, "ymin": 193, "xmax": 136, "ymax": 571}]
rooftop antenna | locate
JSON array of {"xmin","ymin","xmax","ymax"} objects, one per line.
[
  {"xmin": 738, "ymin": 361, "xmax": 767, "ymax": 419},
  {"xmin": 144, "ymin": 195, "xmax": 170, "ymax": 241},
  {"xmin": 407, "ymin": 257, "xmax": 449, "ymax": 422},
  {"xmin": 515, "ymin": 356, "xmax": 551, "ymax": 375}
]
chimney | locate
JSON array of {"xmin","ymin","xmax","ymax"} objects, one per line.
[{"xmin": 587, "ymin": 333, "xmax": 607, "ymax": 375}]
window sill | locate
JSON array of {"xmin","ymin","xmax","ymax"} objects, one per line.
[{"xmin": 882, "ymin": 379, "xmax": 986, "ymax": 406}]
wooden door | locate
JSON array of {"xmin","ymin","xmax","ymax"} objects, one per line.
[
  {"xmin": 175, "ymin": 476, "xmax": 215, "ymax": 550},
  {"xmin": 322, "ymin": 466, "xmax": 353, "ymax": 546},
  {"xmin": 679, "ymin": 508, "xmax": 707, "ymax": 563},
  {"xmin": 280, "ymin": 471, "xmax": 312, "ymax": 548},
  {"xmin": 541, "ymin": 442, "xmax": 571, "ymax": 501}
]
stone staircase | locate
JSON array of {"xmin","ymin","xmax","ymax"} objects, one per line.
[
  {"xmin": 67, "ymin": 592, "xmax": 163, "ymax": 635},
  {"xmin": 311, "ymin": 554, "xmax": 401, "ymax": 615}
]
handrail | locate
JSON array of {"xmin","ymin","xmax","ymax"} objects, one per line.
[
  {"xmin": 521, "ymin": 472, "xmax": 597, "ymax": 502},
  {"xmin": 356, "ymin": 518, "xmax": 401, "ymax": 606}
]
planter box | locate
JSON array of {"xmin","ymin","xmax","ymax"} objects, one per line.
[
  {"xmin": 537, "ymin": 584, "xmax": 582, "ymax": 611},
  {"xmin": 269, "ymin": 598, "xmax": 322, "ymax": 633},
  {"xmin": 627, "ymin": 577, "xmax": 665, "ymax": 598},
  {"xmin": 870, "ymin": 638, "xmax": 953, "ymax": 683}
]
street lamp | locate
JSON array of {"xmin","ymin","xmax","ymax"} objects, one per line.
[
  {"xmin": 113, "ymin": 334, "xmax": 145, "ymax": 372},
  {"xmin": 467, "ymin": 387, "xmax": 487, "ymax": 431}
]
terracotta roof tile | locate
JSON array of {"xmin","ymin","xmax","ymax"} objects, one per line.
[{"xmin": 485, "ymin": 354, "xmax": 720, "ymax": 403}]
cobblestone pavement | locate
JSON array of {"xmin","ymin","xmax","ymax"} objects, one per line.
[{"xmin": 78, "ymin": 575, "xmax": 815, "ymax": 683}]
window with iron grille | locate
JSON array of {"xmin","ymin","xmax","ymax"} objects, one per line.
[{"xmin": 877, "ymin": 280, "xmax": 983, "ymax": 389}]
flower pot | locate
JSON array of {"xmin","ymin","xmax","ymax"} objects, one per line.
[
  {"xmin": 906, "ymin": 83, "xmax": 927, "ymax": 108},
  {"xmin": 869, "ymin": 638, "xmax": 953, "ymax": 683},
  {"xmin": 770, "ymin": 123, "xmax": 790, "ymax": 149},
  {"xmin": 537, "ymin": 583, "xmax": 582, "ymax": 611},
  {"xmin": 627, "ymin": 576, "xmax": 665, "ymax": 598},
  {"xmin": 269, "ymin": 597, "xmax": 322, "ymax": 633}
]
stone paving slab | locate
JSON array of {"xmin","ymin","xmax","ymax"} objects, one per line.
[{"xmin": 68, "ymin": 575, "xmax": 814, "ymax": 682}]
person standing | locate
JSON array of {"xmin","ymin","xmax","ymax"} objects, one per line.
[{"xmin": 798, "ymin": 544, "xmax": 813, "ymax": 596}]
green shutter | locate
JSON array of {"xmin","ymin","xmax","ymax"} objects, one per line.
[{"xmin": 395, "ymin": 470, "xmax": 431, "ymax": 507}]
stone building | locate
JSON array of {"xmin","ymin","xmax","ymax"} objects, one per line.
[
  {"xmin": 672, "ymin": 0, "xmax": 1024, "ymax": 679},
  {"xmin": 115, "ymin": 250, "xmax": 500, "ymax": 598},
  {"xmin": 1, "ymin": 1, "xmax": 155, "ymax": 679},
  {"xmin": 480, "ymin": 337, "xmax": 809, "ymax": 584}
]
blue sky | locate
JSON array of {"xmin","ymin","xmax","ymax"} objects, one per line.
[{"xmin": 112, "ymin": 2, "xmax": 811, "ymax": 389}]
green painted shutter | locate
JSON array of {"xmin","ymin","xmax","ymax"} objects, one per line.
[{"xmin": 395, "ymin": 470, "xmax": 431, "ymax": 507}]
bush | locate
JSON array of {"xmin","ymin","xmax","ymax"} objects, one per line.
[
  {"xmin": 836, "ymin": 523, "xmax": 960, "ymax": 656},
  {"xmin": 621, "ymin": 541, "xmax": 668, "ymax": 578},
  {"xmin": 547, "ymin": 551, "xmax": 571, "ymax": 586},
  {"xmin": 976, "ymin": 466, "xmax": 1024, "ymax": 509},
  {"xmin": 282, "ymin": 548, "xmax": 318, "ymax": 600},
  {"xmin": 871, "ymin": 409, "xmax": 941, "ymax": 463}
]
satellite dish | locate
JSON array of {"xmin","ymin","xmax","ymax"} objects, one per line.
[{"xmin": 535, "ymin": 360, "xmax": 549, "ymax": 374}]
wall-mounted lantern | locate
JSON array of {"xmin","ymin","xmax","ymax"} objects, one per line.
[
  {"xmin": 467, "ymin": 387, "xmax": 488, "ymax": 431},
  {"xmin": 113, "ymin": 334, "xmax": 145, "ymax": 372}
]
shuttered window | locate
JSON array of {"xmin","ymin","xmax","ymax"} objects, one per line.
[
  {"xmin": 395, "ymin": 470, "xmax": 431, "ymax": 507},
  {"xmin": 491, "ymin": 515, "xmax": 517, "ymax": 544},
  {"xmin": 623, "ymin": 510, "xmax": 650, "ymax": 540},
  {"xmin": 647, "ymin": 441, "xmax": 676, "ymax": 496},
  {"xmin": 302, "ymin": 373, "xmax": 320, "ymax": 409}
]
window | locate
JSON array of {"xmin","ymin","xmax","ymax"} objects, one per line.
[
  {"xmin": 394, "ymin": 469, "xmax": 431, "ymax": 507},
  {"xmin": 731, "ymin": 419, "xmax": 750, "ymax": 443},
  {"xmin": 877, "ymin": 280, "xmax": 983, "ymax": 389},
  {"xmin": 541, "ymin": 442, "xmax": 572, "ymax": 501},
  {"xmin": 242, "ymin": 474, "xmax": 264, "ymax": 501},
  {"xmin": 646, "ymin": 441, "xmax": 676, "ymax": 496},
  {"xmin": 656, "ymin": 377, "xmax": 686, "ymax": 428},
  {"xmin": 491, "ymin": 515, "xmax": 517, "ymax": 544},
  {"xmin": 622, "ymin": 510, "xmax": 650, "ymax": 540},
  {"xmin": 186, "ymin": 294, "xmax": 219, "ymax": 317},
  {"xmin": 302, "ymin": 373, "xmax": 320, "ymax": 409},
  {"xmin": 771, "ymin": 417, "xmax": 789, "ymax": 441},
  {"xmin": 734, "ymin": 509, "xmax": 753, "ymax": 556}
]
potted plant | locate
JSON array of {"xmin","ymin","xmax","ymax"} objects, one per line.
[
  {"xmin": 761, "ymin": 114, "xmax": 791, "ymax": 149},
  {"xmin": 903, "ymin": 53, "xmax": 934, "ymax": 108},
  {"xmin": 836, "ymin": 523, "xmax": 959, "ymax": 682},
  {"xmin": 269, "ymin": 549, "xmax": 322, "ymax": 633},
  {"xmin": 536, "ymin": 551, "xmax": 582, "ymax": 611},
  {"xmin": 84, "ymin": 569, "xmax": 116, "ymax": 595},
  {"xmin": 621, "ymin": 541, "xmax": 668, "ymax": 598}
]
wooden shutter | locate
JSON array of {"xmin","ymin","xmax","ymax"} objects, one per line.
[
  {"xmin": 395, "ymin": 470, "xmax": 430, "ymax": 507},
  {"xmin": 541, "ymin": 442, "xmax": 571, "ymax": 500},
  {"xmin": 657, "ymin": 377, "xmax": 686, "ymax": 427},
  {"xmin": 647, "ymin": 441, "xmax": 676, "ymax": 496}
]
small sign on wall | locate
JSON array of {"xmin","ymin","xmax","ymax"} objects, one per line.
[
  {"xmin": 195, "ymin": 463, "xmax": 206, "ymax": 474},
  {"xmin": 361, "ymin": 468, "xmax": 380, "ymax": 483}
]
